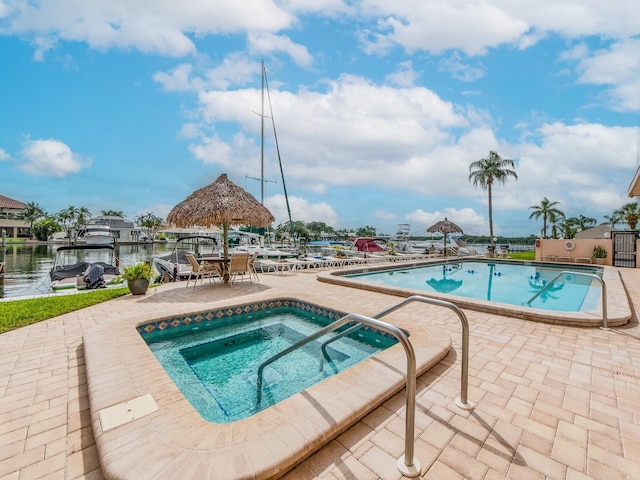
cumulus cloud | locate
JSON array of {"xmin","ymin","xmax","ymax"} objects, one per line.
[
  {"xmin": 385, "ymin": 60, "xmax": 419, "ymax": 87},
  {"xmin": 572, "ymin": 38, "xmax": 640, "ymax": 112},
  {"xmin": 2, "ymin": 0, "xmax": 294, "ymax": 58},
  {"xmin": 266, "ymin": 193, "xmax": 338, "ymax": 226},
  {"xmin": 406, "ymin": 207, "xmax": 488, "ymax": 236},
  {"xmin": 360, "ymin": 1, "xmax": 530, "ymax": 56},
  {"xmin": 0, "ymin": 148, "xmax": 10, "ymax": 161},
  {"xmin": 19, "ymin": 139, "xmax": 91, "ymax": 177}
]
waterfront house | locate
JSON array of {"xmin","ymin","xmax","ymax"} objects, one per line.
[{"xmin": 0, "ymin": 194, "xmax": 29, "ymax": 239}]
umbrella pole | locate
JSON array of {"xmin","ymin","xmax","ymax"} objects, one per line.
[{"xmin": 223, "ymin": 222, "xmax": 230, "ymax": 282}]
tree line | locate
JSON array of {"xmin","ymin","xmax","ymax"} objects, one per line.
[
  {"xmin": 18, "ymin": 203, "xmax": 165, "ymax": 241},
  {"xmin": 528, "ymin": 197, "xmax": 639, "ymax": 239}
]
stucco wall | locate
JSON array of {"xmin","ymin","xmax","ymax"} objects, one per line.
[{"xmin": 535, "ymin": 238, "xmax": 612, "ymax": 265}]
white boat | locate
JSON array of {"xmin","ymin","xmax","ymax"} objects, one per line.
[
  {"xmin": 49, "ymin": 245, "xmax": 123, "ymax": 292},
  {"xmin": 153, "ymin": 235, "xmax": 221, "ymax": 281},
  {"xmin": 82, "ymin": 220, "xmax": 113, "ymax": 245},
  {"xmin": 228, "ymin": 229, "xmax": 297, "ymax": 259}
]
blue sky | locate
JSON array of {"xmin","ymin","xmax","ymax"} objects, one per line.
[{"xmin": 1, "ymin": 1, "xmax": 638, "ymax": 237}]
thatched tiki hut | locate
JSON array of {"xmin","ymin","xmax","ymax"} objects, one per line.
[{"xmin": 166, "ymin": 174, "xmax": 275, "ymax": 280}]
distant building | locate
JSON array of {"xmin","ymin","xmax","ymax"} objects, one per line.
[
  {"xmin": 86, "ymin": 215, "xmax": 144, "ymax": 243},
  {"xmin": 0, "ymin": 194, "xmax": 29, "ymax": 238},
  {"xmin": 574, "ymin": 224, "xmax": 621, "ymax": 240}
]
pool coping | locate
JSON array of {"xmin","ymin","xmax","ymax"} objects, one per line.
[
  {"xmin": 84, "ymin": 296, "xmax": 452, "ymax": 480},
  {"xmin": 318, "ymin": 259, "xmax": 631, "ymax": 327}
]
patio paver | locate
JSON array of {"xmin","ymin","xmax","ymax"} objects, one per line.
[{"xmin": 0, "ymin": 265, "xmax": 639, "ymax": 479}]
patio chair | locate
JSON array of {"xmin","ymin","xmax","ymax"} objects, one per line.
[
  {"xmin": 185, "ymin": 253, "xmax": 219, "ymax": 287},
  {"xmin": 248, "ymin": 251, "xmax": 260, "ymax": 281},
  {"xmin": 258, "ymin": 258, "xmax": 293, "ymax": 274},
  {"xmin": 228, "ymin": 252, "xmax": 251, "ymax": 283}
]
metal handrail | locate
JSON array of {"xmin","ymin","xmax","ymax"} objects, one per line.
[
  {"xmin": 319, "ymin": 295, "xmax": 474, "ymax": 410},
  {"xmin": 525, "ymin": 270, "xmax": 608, "ymax": 328},
  {"xmin": 255, "ymin": 312, "xmax": 422, "ymax": 477}
]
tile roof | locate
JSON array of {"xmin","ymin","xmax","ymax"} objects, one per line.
[{"xmin": 0, "ymin": 194, "xmax": 27, "ymax": 210}]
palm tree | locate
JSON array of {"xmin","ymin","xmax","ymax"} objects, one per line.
[
  {"xmin": 469, "ymin": 151, "xmax": 518, "ymax": 245},
  {"xmin": 101, "ymin": 210, "xmax": 124, "ymax": 217},
  {"xmin": 548, "ymin": 210, "xmax": 564, "ymax": 239},
  {"xmin": 615, "ymin": 202, "xmax": 640, "ymax": 230},
  {"xmin": 76, "ymin": 207, "xmax": 91, "ymax": 230},
  {"xmin": 528, "ymin": 197, "xmax": 563, "ymax": 239},
  {"xmin": 603, "ymin": 212, "xmax": 623, "ymax": 227},
  {"xmin": 574, "ymin": 214, "xmax": 596, "ymax": 231},
  {"xmin": 22, "ymin": 201, "xmax": 45, "ymax": 237}
]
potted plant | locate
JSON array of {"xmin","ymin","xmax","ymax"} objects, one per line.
[
  {"xmin": 120, "ymin": 261, "xmax": 154, "ymax": 295},
  {"xmin": 592, "ymin": 245, "xmax": 607, "ymax": 265}
]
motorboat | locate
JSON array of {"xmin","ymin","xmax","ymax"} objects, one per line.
[
  {"xmin": 49, "ymin": 245, "xmax": 123, "ymax": 292},
  {"xmin": 82, "ymin": 220, "xmax": 113, "ymax": 245}
]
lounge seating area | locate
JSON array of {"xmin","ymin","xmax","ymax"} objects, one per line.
[{"xmin": 541, "ymin": 255, "xmax": 594, "ymax": 264}]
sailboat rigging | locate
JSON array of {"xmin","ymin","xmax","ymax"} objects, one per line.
[{"xmin": 251, "ymin": 60, "xmax": 295, "ymax": 243}]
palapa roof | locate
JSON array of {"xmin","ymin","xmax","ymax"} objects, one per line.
[
  {"xmin": 166, "ymin": 174, "xmax": 275, "ymax": 228},
  {"xmin": 426, "ymin": 218, "xmax": 464, "ymax": 235}
]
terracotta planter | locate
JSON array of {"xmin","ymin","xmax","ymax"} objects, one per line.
[
  {"xmin": 593, "ymin": 258, "xmax": 606, "ymax": 265},
  {"xmin": 127, "ymin": 279, "xmax": 150, "ymax": 295}
]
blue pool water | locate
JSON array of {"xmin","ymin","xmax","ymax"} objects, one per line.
[
  {"xmin": 347, "ymin": 260, "xmax": 603, "ymax": 312},
  {"xmin": 141, "ymin": 305, "xmax": 397, "ymax": 423}
]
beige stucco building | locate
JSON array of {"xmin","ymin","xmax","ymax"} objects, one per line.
[{"xmin": 0, "ymin": 194, "xmax": 29, "ymax": 239}]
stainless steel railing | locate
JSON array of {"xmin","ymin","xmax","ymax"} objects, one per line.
[
  {"xmin": 255, "ymin": 312, "xmax": 422, "ymax": 476},
  {"xmin": 319, "ymin": 295, "xmax": 475, "ymax": 410},
  {"xmin": 525, "ymin": 270, "xmax": 608, "ymax": 328}
]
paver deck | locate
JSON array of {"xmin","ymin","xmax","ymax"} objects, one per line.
[{"xmin": 1, "ymin": 265, "xmax": 639, "ymax": 479}]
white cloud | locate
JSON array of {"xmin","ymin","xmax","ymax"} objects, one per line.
[
  {"xmin": 266, "ymin": 193, "xmax": 338, "ymax": 226},
  {"xmin": 0, "ymin": 148, "xmax": 10, "ymax": 161},
  {"xmin": 360, "ymin": 1, "xmax": 530, "ymax": 56},
  {"xmin": 247, "ymin": 32, "xmax": 313, "ymax": 68},
  {"xmin": 19, "ymin": 139, "xmax": 91, "ymax": 177},
  {"xmin": 385, "ymin": 60, "xmax": 419, "ymax": 87},
  {"xmin": 406, "ymin": 207, "xmax": 488, "ymax": 236},
  {"xmin": 573, "ymin": 38, "xmax": 640, "ymax": 112},
  {"xmin": 437, "ymin": 54, "xmax": 485, "ymax": 82},
  {"xmin": 358, "ymin": 1, "xmax": 640, "ymax": 56},
  {"xmin": 3, "ymin": 0, "xmax": 295, "ymax": 57}
]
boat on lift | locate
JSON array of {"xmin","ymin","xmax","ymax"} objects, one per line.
[{"xmin": 49, "ymin": 245, "xmax": 123, "ymax": 292}]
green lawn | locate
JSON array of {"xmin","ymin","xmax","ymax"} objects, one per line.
[
  {"xmin": 0, "ymin": 288, "xmax": 129, "ymax": 334},
  {"xmin": 507, "ymin": 251, "xmax": 536, "ymax": 261}
]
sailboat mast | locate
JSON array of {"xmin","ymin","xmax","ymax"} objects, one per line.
[
  {"xmin": 263, "ymin": 65, "xmax": 294, "ymax": 239},
  {"xmin": 260, "ymin": 60, "xmax": 265, "ymax": 205}
]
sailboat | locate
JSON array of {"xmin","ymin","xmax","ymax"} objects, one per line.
[{"xmin": 231, "ymin": 61, "xmax": 297, "ymax": 259}]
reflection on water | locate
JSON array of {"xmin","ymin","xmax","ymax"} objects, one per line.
[{"xmin": 0, "ymin": 243, "xmax": 174, "ymax": 298}]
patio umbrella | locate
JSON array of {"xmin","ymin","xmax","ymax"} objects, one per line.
[
  {"xmin": 426, "ymin": 218, "xmax": 464, "ymax": 254},
  {"xmin": 166, "ymin": 174, "xmax": 275, "ymax": 280}
]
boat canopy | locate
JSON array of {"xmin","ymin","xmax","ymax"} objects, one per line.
[{"xmin": 351, "ymin": 238, "xmax": 387, "ymax": 252}]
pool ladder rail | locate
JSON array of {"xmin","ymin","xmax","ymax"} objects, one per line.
[
  {"xmin": 255, "ymin": 295, "xmax": 475, "ymax": 478},
  {"xmin": 524, "ymin": 270, "xmax": 608, "ymax": 328}
]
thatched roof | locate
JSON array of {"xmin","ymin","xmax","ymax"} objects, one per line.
[
  {"xmin": 166, "ymin": 174, "xmax": 275, "ymax": 228},
  {"xmin": 427, "ymin": 218, "xmax": 464, "ymax": 235}
]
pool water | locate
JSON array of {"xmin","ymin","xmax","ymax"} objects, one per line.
[
  {"xmin": 348, "ymin": 261, "xmax": 603, "ymax": 312},
  {"xmin": 142, "ymin": 306, "xmax": 397, "ymax": 423}
]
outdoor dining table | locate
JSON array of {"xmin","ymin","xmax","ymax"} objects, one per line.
[{"xmin": 199, "ymin": 256, "xmax": 230, "ymax": 281}]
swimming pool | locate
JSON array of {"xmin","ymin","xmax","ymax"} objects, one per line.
[
  {"xmin": 319, "ymin": 259, "xmax": 631, "ymax": 326},
  {"xmin": 347, "ymin": 260, "xmax": 601, "ymax": 312},
  {"xmin": 141, "ymin": 305, "xmax": 397, "ymax": 423}
]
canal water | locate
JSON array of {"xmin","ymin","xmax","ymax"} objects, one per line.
[{"xmin": 0, "ymin": 242, "xmax": 174, "ymax": 299}]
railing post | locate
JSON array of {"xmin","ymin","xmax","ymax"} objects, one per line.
[
  {"xmin": 526, "ymin": 271, "xmax": 608, "ymax": 329},
  {"xmin": 371, "ymin": 295, "xmax": 475, "ymax": 410}
]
